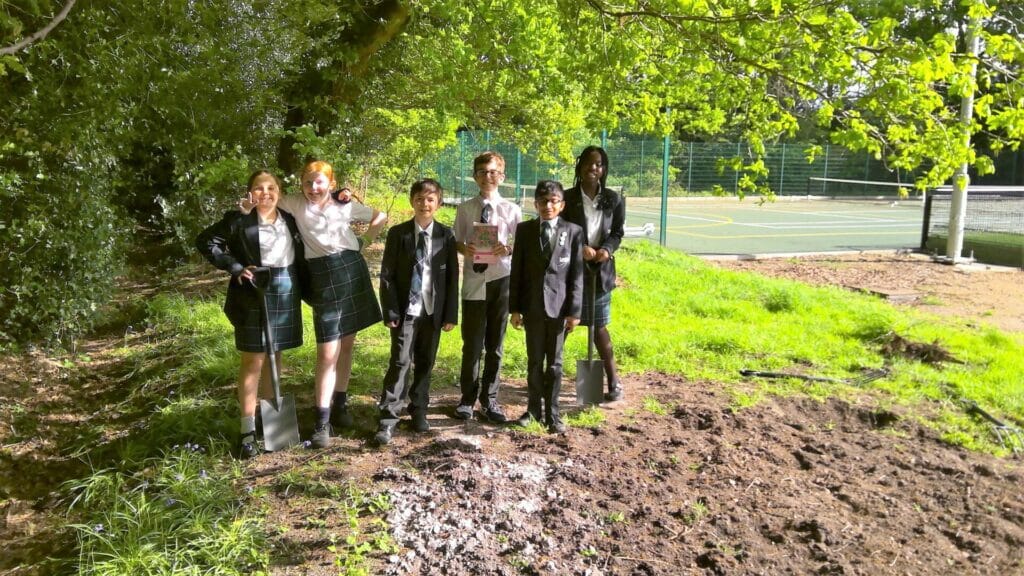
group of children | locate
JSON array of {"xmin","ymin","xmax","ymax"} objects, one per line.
[{"xmin": 196, "ymin": 149, "xmax": 626, "ymax": 457}]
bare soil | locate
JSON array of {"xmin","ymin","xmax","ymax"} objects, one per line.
[{"xmin": 2, "ymin": 253, "xmax": 1024, "ymax": 575}]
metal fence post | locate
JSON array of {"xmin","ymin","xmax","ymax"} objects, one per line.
[
  {"xmin": 734, "ymin": 141, "xmax": 742, "ymax": 194},
  {"xmin": 822, "ymin": 144, "xmax": 830, "ymax": 194},
  {"xmin": 638, "ymin": 136, "xmax": 644, "ymax": 197},
  {"xmin": 458, "ymin": 130, "xmax": 466, "ymax": 200},
  {"xmin": 779, "ymin": 143, "xmax": 786, "ymax": 195},
  {"xmin": 687, "ymin": 142, "xmax": 693, "ymax": 193},
  {"xmin": 515, "ymin": 149, "xmax": 522, "ymax": 203},
  {"xmin": 660, "ymin": 114, "xmax": 671, "ymax": 246},
  {"xmin": 601, "ymin": 129, "xmax": 607, "ymax": 149}
]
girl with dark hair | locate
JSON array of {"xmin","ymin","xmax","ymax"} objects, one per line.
[{"xmin": 562, "ymin": 146, "xmax": 627, "ymax": 401}]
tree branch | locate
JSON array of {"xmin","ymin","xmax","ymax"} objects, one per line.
[{"xmin": 0, "ymin": 0, "xmax": 77, "ymax": 56}]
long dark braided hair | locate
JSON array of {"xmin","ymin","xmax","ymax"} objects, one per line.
[{"xmin": 573, "ymin": 146, "xmax": 612, "ymax": 208}]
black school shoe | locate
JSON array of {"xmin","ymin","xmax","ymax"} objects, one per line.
[
  {"xmin": 374, "ymin": 423, "xmax": 396, "ymax": 446},
  {"xmin": 330, "ymin": 402, "xmax": 354, "ymax": 429},
  {"xmin": 453, "ymin": 404, "xmax": 474, "ymax": 420},
  {"xmin": 548, "ymin": 420, "xmax": 567, "ymax": 435},
  {"xmin": 604, "ymin": 382, "xmax": 624, "ymax": 402},
  {"xmin": 480, "ymin": 405, "xmax": 507, "ymax": 423},
  {"xmin": 309, "ymin": 423, "xmax": 332, "ymax": 449},
  {"xmin": 238, "ymin": 432, "xmax": 259, "ymax": 460}
]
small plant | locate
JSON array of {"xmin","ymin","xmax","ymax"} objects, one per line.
[
  {"xmin": 605, "ymin": 511, "xmax": 626, "ymax": 524},
  {"xmin": 642, "ymin": 396, "xmax": 668, "ymax": 416},
  {"xmin": 685, "ymin": 500, "xmax": 709, "ymax": 525},
  {"xmin": 566, "ymin": 407, "xmax": 606, "ymax": 428},
  {"xmin": 580, "ymin": 545, "xmax": 598, "ymax": 558}
]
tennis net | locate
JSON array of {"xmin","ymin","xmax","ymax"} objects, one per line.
[{"xmin": 922, "ymin": 187, "xmax": 1024, "ymax": 267}]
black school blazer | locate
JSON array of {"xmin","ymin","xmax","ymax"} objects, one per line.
[
  {"xmin": 562, "ymin": 185, "xmax": 625, "ymax": 293},
  {"xmin": 195, "ymin": 210, "xmax": 307, "ymax": 326},
  {"xmin": 379, "ymin": 219, "xmax": 459, "ymax": 329}
]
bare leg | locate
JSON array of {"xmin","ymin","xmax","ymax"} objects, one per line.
[
  {"xmin": 238, "ymin": 352, "xmax": 265, "ymax": 417},
  {"xmin": 334, "ymin": 334, "xmax": 356, "ymax": 395},
  {"xmin": 315, "ymin": 340, "xmax": 341, "ymax": 409}
]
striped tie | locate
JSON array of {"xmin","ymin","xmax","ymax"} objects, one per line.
[{"xmin": 409, "ymin": 230, "xmax": 427, "ymax": 312}]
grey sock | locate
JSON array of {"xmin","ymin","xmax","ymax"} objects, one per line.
[{"xmin": 240, "ymin": 416, "xmax": 256, "ymax": 435}]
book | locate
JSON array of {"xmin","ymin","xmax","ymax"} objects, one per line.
[{"xmin": 471, "ymin": 222, "xmax": 500, "ymax": 264}]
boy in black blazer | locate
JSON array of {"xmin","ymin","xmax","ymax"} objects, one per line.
[
  {"xmin": 509, "ymin": 180, "xmax": 584, "ymax": 434},
  {"xmin": 374, "ymin": 179, "xmax": 459, "ymax": 445}
]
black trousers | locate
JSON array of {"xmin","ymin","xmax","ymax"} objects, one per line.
[
  {"xmin": 377, "ymin": 314, "xmax": 440, "ymax": 426},
  {"xmin": 523, "ymin": 315, "xmax": 566, "ymax": 425},
  {"xmin": 458, "ymin": 276, "xmax": 510, "ymax": 408}
]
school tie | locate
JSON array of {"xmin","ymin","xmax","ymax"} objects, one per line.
[
  {"xmin": 472, "ymin": 203, "xmax": 492, "ymax": 273},
  {"xmin": 409, "ymin": 230, "xmax": 428, "ymax": 313},
  {"xmin": 541, "ymin": 221, "xmax": 553, "ymax": 260}
]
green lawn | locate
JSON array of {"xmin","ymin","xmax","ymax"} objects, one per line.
[{"xmin": 62, "ymin": 240, "xmax": 1024, "ymax": 574}]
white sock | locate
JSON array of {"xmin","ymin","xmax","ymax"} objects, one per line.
[{"xmin": 240, "ymin": 416, "xmax": 256, "ymax": 435}]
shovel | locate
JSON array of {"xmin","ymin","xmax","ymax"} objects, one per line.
[
  {"xmin": 576, "ymin": 265, "xmax": 604, "ymax": 406},
  {"xmin": 252, "ymin": 268, "xmax": 301, "ymax": 452}
]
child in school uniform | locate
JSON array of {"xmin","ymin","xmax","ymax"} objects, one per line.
[
  {"xmin": 562, "ymin": 146, "xmax": 627, "ymax": 401},
  {"xmin": 373, "ymin": 179, "xmax": 459, "ymax": 445},
  {"xmin": 196, "ymin": 170, "xmax": 305, "ymax": 458},
  {"xmin": 244, "ymin": 160, "xmax": 387, "ymax": 447},
  {"xmin": 509, "ymin": 180, "xmax": 584, "ymax": 434},
  {"xmin": 452, "ymin": 151, "xmax": 522, "ymax": 423}
]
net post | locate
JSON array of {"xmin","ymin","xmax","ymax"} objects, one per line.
[{"xmin": 920, "ymin": 191, "xmax": 933, "ymax": 252}]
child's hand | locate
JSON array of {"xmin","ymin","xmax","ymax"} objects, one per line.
[
  {"xmin": 510, "ymin": 312, "xmax": 523, "ymax": 330},
  {"xmin": 592, "ymin": 248, "xmax": 611, "ymax": 263},
  {"xmin": 564, "ymin": 317, "xmax": 580, "ymax": 333},
  {"xmin": 239, "ymin": 192, "xmax": 256, "ymax": 214},
  {"xmin": 236, "ymin": 265, "xmax": 257, "ymax": 285},
  {"xmin": 442, "ymin": 323, "xmax": 455, "ymax": 332}
]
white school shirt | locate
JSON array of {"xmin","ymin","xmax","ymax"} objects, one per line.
[
  {"xmin": 453, "ymin": 193, "xmax": 522, "ymax": 301},
  {"xmin": 407, "ymin": 222, "xmax": 434, "ymax": 318},
  {"xmin": 278, "ymin": 195, "xmax": 374, "ymax": 258},
  {"xmin": 581, "ymin": 188, "xmax": 605, "ymax": 248},
  {"xmin": 257, "ymin": 212, "xmax": 295, "ymax": 267}
]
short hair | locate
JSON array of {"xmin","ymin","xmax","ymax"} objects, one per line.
[
  {"xmin": 473, "ymin": 151, "xmax": 505, "ymax": 173},
  {"xmin": 247, "ymin": 170, "xmax": 282, "ymax": 191},
  {"xmin": 301, "ymin": 160, "xmax": 335, "ymax": 184},
  {"xmin": 534, "ymin": 180, "xmax": 564, "ymax": 199},
  {"xmin": 573, "ymin": 146, "xmax": 610, "ymax": 191},
  {"xmin": 410, "ymin": 178, "xmax": 443, "ymax": 202}
]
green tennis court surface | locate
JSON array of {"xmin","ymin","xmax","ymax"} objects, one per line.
[{"xmin": 625, "ymin": 197, "xmax": 924, "ymax": 255}]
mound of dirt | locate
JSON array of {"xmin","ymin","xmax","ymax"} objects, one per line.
[{"xmin": 250, "ymin": 374, "xmax": 1024, "ymax": 575}]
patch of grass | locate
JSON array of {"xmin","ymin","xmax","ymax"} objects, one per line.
[
  {"xmin": 566, "ymin": 406, "xmax": 606, "ymax": 428},
  {"xmin": 65, "ymin": 444, "xmax": 266, "ymax": 575},
  {"xmin": 642, "ymin": 396, "xmax": 669, "ymax": 416}
]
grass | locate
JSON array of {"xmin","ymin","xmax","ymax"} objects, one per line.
[{"xmin": 45, "ymin": 239, "xmax": 1024, "ymax": 573}]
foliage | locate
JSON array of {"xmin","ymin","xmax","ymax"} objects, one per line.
[
  {"xmin": 66, "ymin": 444, "xmax": 267, "ymax": 575},
  {"xmin": 3, "ymin": 0, "xmax": 1023, "ymax": 344}
]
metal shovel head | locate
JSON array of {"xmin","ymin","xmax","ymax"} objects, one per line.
[
  {"xmin": 576, "ymin": 359, "xmax": 605, "ymax": 406},
  {"xmin": 260, "ymin": 394, "xmax": 300, "ymax": 452}
]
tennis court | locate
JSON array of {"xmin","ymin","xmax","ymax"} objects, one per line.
[{"xmin": 624, "ymin": 196, "xmax": 924, "ymax": 255}]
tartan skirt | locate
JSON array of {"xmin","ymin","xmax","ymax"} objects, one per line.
[
  {"xmin": 233, "ymin": 265, "xmax": 303, "ymax": 353},
  {"xmin": 580, "ymin": 272, "xmax": 612, "ymax": 328},
  {"xmin": 307, "ymin": 251, "xmax": 383, "ymax": 343}
]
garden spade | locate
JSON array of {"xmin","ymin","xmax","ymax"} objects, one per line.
[
  {"xmin": 576, "ymin": 266, "xmax": 604, "ymax": 406},
  {"xmin": 252, "ymin": 268, "xmax": 300, "ymax": 452}
]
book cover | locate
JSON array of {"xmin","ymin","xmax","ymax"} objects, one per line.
[{"xmin": 471, "ymin": 222, "xmax": 499, "ymax": 264}]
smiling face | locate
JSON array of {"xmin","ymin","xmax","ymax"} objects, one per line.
[
  {"xmin": 301, "ymin": 171, "xmax": 334, "ymax": 206},
  {"xmin": 411, "ymin": 188, "xmax": 440, "ymax": 225},
  {"xmin": 249, "ymin": 173, "xmax": 281, "ymax": 213},
  {"xmin": 578, "ymin": 150, "xmax": 605, "ymax": 188},
  {"xmin": 534, "ymin": 191, "xmax": 565, "ymax": 221},
  {"xmin": 473, "ymin": 159, "xmax": 505, "ymax": 195}
]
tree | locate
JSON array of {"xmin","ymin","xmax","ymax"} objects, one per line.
[{"xmin": 2, "ymin": 0, "xmax": 1022, "ymax": 344}]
